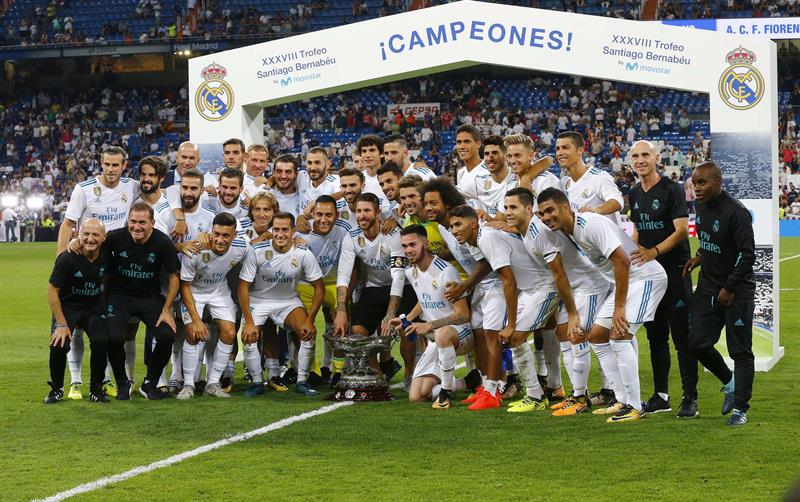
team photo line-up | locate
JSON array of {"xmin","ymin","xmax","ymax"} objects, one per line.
[{"xmin": 45, "ymin": 126, "xmax": 756, "ymax": 426}]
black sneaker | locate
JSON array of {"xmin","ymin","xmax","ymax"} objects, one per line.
[
  {"xmin": 464, "ymin": 369, "xmax": 482, "ymax": 391},
  {"xmin": 283, "ymin": 367, "xmax": 298, "ymax": 385},
  {"xmin": 589, "ymin": 388, "xmax": 615, "ymax": 407},
  {"xmin": 320, "ymin": 367, "xmax": 332, "ymax": 385},
  {"xmin": 89, "ymin": 389, "xmax": 110, "ymax": 403},
  {"xmin": 379, "ymin": 358, "xmax": 402, "ymax": 381},
  {"xmin": 307, "ymin": 370, "xmax": 323, "ymax": 388},
  {"xmin": 330, "ymin": 372, "xmax": 342, "ymax": 388},
  {"xmin": 721, "ymin": 384, "xmax": 735, "ymax": 415},
  {"xmin": 432, "ymin": 388, "xmax": 453, "ymax": 409},
  {"xmin": 139, "ymin": 380, "xmax": 166, "ymax": 400},
  {"xmin": 727, "ymin": 408, "xmax": 747, "ymax": 426},
  {"xmin": 677, "ymin": 396, "xmax": 699, "ymax": 418},
  {"xmin": 244, "ymin": 367, "xmax": 253, "ymax": 383},
  {"xmin": 195, "ymin": 380, "xmax": 207, "ymax": 394},
  {"xmin": 43, "ymin": 383, "xmax": 63, "ymax": 404},
  {"xmin": 501, "ymin": 374, "xmax": 522, "ymax": 400},
  {"xmin": 116, "ymin": 380, "xmax": 133, "ymax": 401},
  {"xmin": 219, "ymin": 375, "xmax": 233, "ymax": 392},
  {"xmin": 537, "ymin": 374, "xmax": 548, "ymax": 389},
  {"xmin": 642, "ymin": 394, "xmax": 672, "ymax": 415}
]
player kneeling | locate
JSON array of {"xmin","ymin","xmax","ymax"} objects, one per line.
[
  {"xmin": 177, "ymin": 213, "xmax": 250, "ymax": 400},
  {"xmin": 389, "ymin": 225, "xmax": 473, "ymax": 409}
]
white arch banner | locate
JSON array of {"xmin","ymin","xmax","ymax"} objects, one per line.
[{"xmin": 189, "ymin": 0, "xmax": 782, "ymax": 369}]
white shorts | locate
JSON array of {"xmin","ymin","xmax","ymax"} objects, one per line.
[
  {"xmin": 247, "ymin": 297, "xmax": 304, "ymax": 328},
  {"xmin": 557, "ymin": 289, "xmax": 610, "ymax": 332},
  {"xmin": 596, "ymin": 275, "xmax": 668, "ymax": 332},
  {"xmin": 180, "ymin": 291, "xmax": 237, "ymax": 324},
  {"xmin": 516, "ymin": 289, "xmax": 561, "ymax": 333},
  {"xmin": 413, "ymin": 325, "xmax": 475, "ymax": 380},
  {"xmin": 470, "ymin": 283, "xmax": 507, "ymax": 331}
]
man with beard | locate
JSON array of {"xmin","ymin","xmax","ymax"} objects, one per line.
[
  {"xmin": 389, "ymin": 225, "xmax": 473, "ymax": 409},
  {"xmin": 334, "ymin": 193, "xmax": 415, "ymax": 381},
  {"xmin": 266, "ymin": 154, "xmax": 304, "ymax": 218},
  {"xmin": 239, "ymin": 212, "xmax": 325, "ymax": 397},
  {"xmin": 155, "ymin": 168, "xmax": 216, "ymax": 394},
  {"xmin": 205, "ymin": 168, "xmax": 248, "ymax": 220},
  {"xmin": 459, "ymin": 135, "xmax": 513, "ymax": 221},
  {"xmin": 336, "ymin": 167, "xmax": 365, "ymax": 229},
  {"xmin": 376, "ymin": 161, "xmax": 403, "ymax": 223},
  {"xmin": 295, "ymin": 147, "xmax": 342, "ymax": 233},
  {"xmin": 136, "ymin": 156, "xmax": 168, "ymax": 208},
  {"xmin": 177, "ymin": 213, "xmax": 250, "ymax": 400},
  {"xmin": 383, "ymin": 134, "xmax": 436, "ymax": 181}
]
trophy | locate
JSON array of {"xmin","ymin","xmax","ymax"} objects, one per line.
[{"xmin": 324, "ymin": 327, "xmax": 399, "ymax": 402}]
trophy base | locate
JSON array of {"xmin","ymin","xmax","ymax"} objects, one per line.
[{"xmin": 327, "ymin": 385, "xmax": 395, "ymax": 402}]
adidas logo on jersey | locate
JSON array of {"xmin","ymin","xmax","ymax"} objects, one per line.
[
  {"xmin": 118, "ymin": 251, "xmax": 128, "ymax": 258},
  {"xmin": 633, "ymin": 202, "xmax": 639, "ymax": 209},
  {"xmin": 675, "ymin": 299, "xmax": 685, "ymax": 308},
  {"xmin": 74, "ymin": 271, "xmax": 83, "ymax": 278},
  {"xmin": 734, "ymin": 319, "xmax": 745, "ymax": 327}
]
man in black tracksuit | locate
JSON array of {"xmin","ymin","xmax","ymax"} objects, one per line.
[
  {"xmin": 684, "ymin": 161, "xmax": 755, "ymax": 427},
  {"xmin": 628, "ymin": 141, "xmax": 698, "ymax": 418}
]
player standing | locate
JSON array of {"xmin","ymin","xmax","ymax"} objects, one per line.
[{"xmin": 383, "ymin": 134, "xmax": 436, "ymax": 181}]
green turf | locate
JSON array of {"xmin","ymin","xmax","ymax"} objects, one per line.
[{"xmin": 1, "ymin": 241, "xmax": 799, "ymax": 501}]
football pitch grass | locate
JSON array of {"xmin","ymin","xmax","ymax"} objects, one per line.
[{"xmin": 1, "ymin": 240, "xmax": 799, "ymax": 501}]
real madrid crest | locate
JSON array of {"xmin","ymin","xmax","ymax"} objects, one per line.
[
  {"xmin": 202, "ymin": 252, "xmax": 210, "ymax": 263},
  {"xmin": 121, "ymin": 194, "xmax": 127, "ymax": 203},
  {"xmin": 93, "ymin": 186, "xmax": 101, "ymax": 197},
  {"xmin": 291, "ymin": 257, "xmax": 299, "ymax": 268},
  {"xmin": 195, "ymin": 62, "xmax": 234, "ymax": 122},
  {"xmin": 341, "ymin": 211, "xmax": 349, "ymax": 220},
  {"xmin": 483, "ymin": 178, "xmax": 492, "ymax": 190},
  {"xmin": 265, "ymin": 250, "xmax": 273, "ymax": 261},
  {"xmin": 718, "ymin": 46, "xmax": 764, "ymax": 110},
  {"xmin": 412, "ymin": 268, "xmax": 419, "ymax": 279},
  {"xmin": 379, "ymin": 244, "xmax": 387, "ymax": 256},
  {"xmin": 358, "ymin": 236, "xmax": 366, "ymax": 248},
  {"xmin": 230, "ymin": 260, "xmax": 237, "ymax": 268},
  {"xmin": 431, "ymin": 279, "xmax": 438, "ymax": 290}
]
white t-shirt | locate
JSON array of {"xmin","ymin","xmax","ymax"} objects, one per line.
[
  {"xmin": 154, "ymin": 199, "xmax": 216, "ymax": 243},
  {"xmin": 405, "ymin": 256, "xmax": 471, "ymax": 337},
  {"xmin": 180, "ymin": 237, "xmax": 250, "ymax": 296},
  {"xmin": 524, "ymin": 217, "xmax": 609, "ymax": 295},
  {"xmin": 267, "ymin": 187, "xmax": 304, "ymax": 218},
  {"xmin": 65, "ymin": 176, "xmax": 138, "ymax": 230},
  {"xmin": 240, "ymin": 241, "xmax": 323, "ymax": 301},
  {"xmin": 505, "ymin": 170, "xmax": 561, "ymax": 211},
  {"xmin": 438, "ymin": 223, "xmax": 479, "ymax": 277},
  {"xmin": 462, "ymin": 170, "xmax": 514, "ymax": 217},
  {"xmin": 562, "ymin": 166, "xmax": 624, "ymax": 226},
  {"xmin": 203, "ymin": 195, "xmax": 249, "ymax": 220},
  {"xmin": 474, "ymin": 225, "xmax": 554, "ymax": 293},
  {"xmin": 456, "ymin": 161, "xmax": 490, "ymax": 201},
  {"xmin": 569, "ymin": 212, "xmax": 664, "ymax": 283},
  {"xmin": 337, "ymin": 226, "xmax": 406, "ymax": 297},
  {"xmin": 297, "ymin": 171, "xmax": 340, "ymax": 210},
  {"xmin": 296, "ymin": 221, "xmax": 350, "ymax": 285},
  {"xmin": 404, "ymin": 165, "xmax": 436, "ymax": 181}
]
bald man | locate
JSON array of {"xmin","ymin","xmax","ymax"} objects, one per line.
[
  {"xmin": 628, "ymin": 140, "xmax": 697, "ymax": 418},
  {"xmin": 46, "ymin": 219, "xmax": 128, "ymax": 404},
  {"xmin": 162, "ymin": 141, "xmax": 200, "ymax": 189}
]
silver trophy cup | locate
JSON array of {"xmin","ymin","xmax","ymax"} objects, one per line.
[{"xmin": 324, "ymin": 328, "xmax": 399, "ymax": 402}]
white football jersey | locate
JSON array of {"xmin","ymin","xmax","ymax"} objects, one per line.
[
  {"xmin": 474, "ymin": 225, "xmax": 554, "ymax": 293},
  {"xmin": 506, "ymin": 171, "xmax": 561, "ymax": 211},
  {"xmin": 438, "ymin": 224, "xmax": 479, "ymax": 276},
  {"xmin": 337, "ymin": 226, "xmax": 406, "ymax": 297},
  {"xmin": 405, "ymin": 256, "xmax": 471, "ymax": 337},
  {"xmin": 134, "ymin": 191, "xmax": 167, "ymax": 209},
  {"xmin": 523, "ymin": 217, "xmax": 609, "ymax": 295},
  {"xmin": 154, "ymin": 199, "xmax": 216, "ymax": 243},
  {"xmin": 456, "ymin": 161, "xmax": 490, "ymax": 201},
  {"xmin": 362, "ymin": 171, "xmax": 392, "ymax": 211},
  {"xmin": 267, "ymin": 187, "xmax": 304, "ymax": 218},
  {"xmin": 296, "ymin": 220, "xmax": 350, "ymax": 285},
  {"xmin": 297, "ymin": 171, "xmax": 340, "ymax": 210},
  {"xmin": 180, "ymin": 237, "xmax": 250, "ymax": 296},
  {"xmin": 569, "ymin": 212, "xmax": 665, "ymax": 283},
  {"xmin": 203, "ymin": 195, "xmax": 249, "ymax": 220},
  {"xmin": 240, "ymin": 241, "xmax": 323, "ymax": 301},
  {"xmin": 65, "ymin": 176, "xmax": 138, "ymax": 230},
  {"xmin": 561, "ymin": 166, "xmax": 623, "ymax": 226},
  {"xmin": 334, "ymin": 199, "xmax": 358, "ymax": 228},
  {"xmin": 462, "ymin": 170, "xmax": 515, "ymax": 218}
]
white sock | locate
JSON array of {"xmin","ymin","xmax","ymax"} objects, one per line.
[
  {"xmin": 611, "ymin": 339, "xmax": 641, "ymax": 411},
  {"xmin": 511, "ymin": 344, "xmax": 543, "ymax": 399},
  {"xmin": 169, "ymin": 338, "xmax": 183, "ymax": 382},
  {"xmin": 209, "ymin": 341, "xmax": 232, "ymax": 384},
  {"xmin": 243, "ymin": 343, "xmax": 264, "ymax": 383},
  {"xmin": 104, "ymin": 362, "xmax": 113, "ymax": 382},
  {"xmin": 454, "ymin": 377, "xmax": 467, "ymax": 392},
  {"xmin": 631, "ymin": 336, "xmax": 639, "ymax": 358},
  {"xmin": 223, "ymin": 361, "xmax": 235, "ymax": 378},
  {"xmin": 431, "ymin": 384, "xmax": 441, "ymax": 401},
  {"xmin": 323, "ymin": 326, "xmax": 333, "ymax": 368},
  {"xmin": 591, "ymin": 342, "xmax": 624, "ymax": 403},
  {"xmin": 571, "ymin": 342, "xmax": 591, "ymax": 397},
  {"xmin": 534, "ymin": 347, "xmax": 547, "ymax": 377},
  {"xmin": 298, "ymin": 340, "xmax": 315, "ymax": 382},
  {"xmin": 437, "ymin": 345, "xmax": 456, "ymax": 391},
  {"xmin": 158, "ymin": 367, "xmax": 167, "ymax": 387},
  {"xmin": 484, "ymin": 379, "xmax": 498, "ymax": 395},
  {"xmin": 124, "ymin": 340, "xmax": 136, "ymax": 382},
  {"xmin": 287, "ymin": 334, "xmax": 299, "ymax": 369},
  {"xmin": 68, "ymin": 329, "xmax": 84, "ymax": 384},
  {"xmin": 658, "ymin": 392, "xmax": 669, "ymax": 401},
  {"xmin": 598, "ymin": 359, "xmax": 610, "ymax": 390},
  {"xmin": 560, "ymin": 341, "xmax": 575, "ymax": 389},
  {"xmin": 542, "ymin": 329, "xmax": 560, "ymax": 388},
  {"xmin": 194, "ymin": 341, "xmax": 206, "ymax": 383},
  {"xmin": 266, "ymin": 358, "xmax": 280, "ymax": 380},
  {"xmin": 182, "ymin": 342, "xmax": 198, "ymax": 387}
]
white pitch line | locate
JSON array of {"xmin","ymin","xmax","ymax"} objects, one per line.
[
  {"xmin": 36, "ymin": 401, "xmax": 353, "ymax": 502},
  {"xmin": 780, "ymin": 253, "xmax": 800, "ymax": 262}
]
